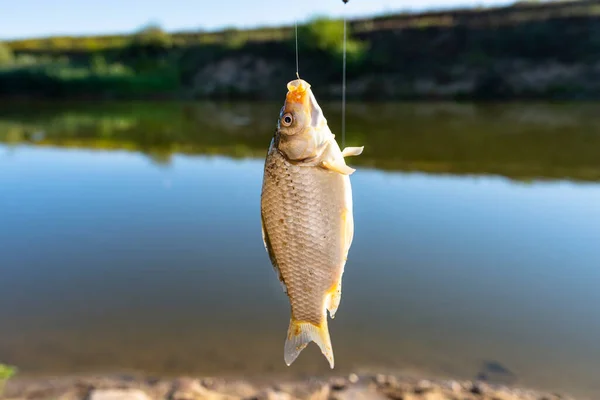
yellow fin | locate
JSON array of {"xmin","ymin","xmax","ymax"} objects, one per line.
[
  {"xmin": 341, "ymin": 208, "xmax": 354, "ymax": 261},
  {"xmin": 326, "ymin": 281, "xmax": 342, "ymax": 319},
  {"xmin": 322, "ymin": 160, "xmax": 355, "ymax": 175},
  {"xmin": 284, "ymin": 319, "xmax": 334, "ymax": 369},
  {"xmin": 326, "ymin": 207, "xmax": 353, "ymax": 319},
  {"xmin": 342, "ymin": 146, "xmax": 364, "ymax": 157}
]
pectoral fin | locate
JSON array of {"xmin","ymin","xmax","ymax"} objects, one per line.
[
  {"xmin": 322, "ymin": 160, "xmax": 356, "ymax": 175},
  {"xmin": 342, "ymin": 146, "xmax": 364, "ymax": 157}
]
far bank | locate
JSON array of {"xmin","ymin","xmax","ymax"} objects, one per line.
[{"xmin": 2, "ymin": 0, "xmax": 600, "ymax": 101}]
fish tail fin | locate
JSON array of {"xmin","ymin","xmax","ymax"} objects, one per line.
[{"xmin": 284, "ymin": 318, "xmax": 334, "ymax": 369}]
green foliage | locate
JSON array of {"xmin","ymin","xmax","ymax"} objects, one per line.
[
  {"xmin": 3, "ymin": 1, "xmax": 600, "ymax": 100},
  {"xmin": 0, "ymin": 363, "xmax": 17, "ymax": 395},
  {"xmin": 222, "ymin": 28, "xmax": 247, "ymax": 49},
  {"xmin": 0, "ymin": 43, "xmax": 14, "ymax": 65},
  {"xmin": 299, "ymin": 17, "xmax": 344, "ymax": 53},
  {"xmin": 298, "ymin": 17, "xmax": 367, "ymax": 63},
  {"xmin": 120, "ymin": 24, "xmax": 175, "ymax": 73},
  {"xmin": 131, "ymin": 24, "xmax": 173, "ymax": 49},
  {"xmin": 0, "ymin": 363, "xmax": 16, "ymax": 380},
  {"xmin": 0, "ymin": 56, "xmax": 179, "ymax": 98},
  {"xmin": 3, "ymin": 0, "xmax": 599, "ymax": 53},
  {"xmin": 90, "ymin": 54, "xmax": 108, "ymax": 73}
]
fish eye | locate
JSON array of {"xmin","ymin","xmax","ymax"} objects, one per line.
[{"xmin": 281, "ymin": 113, "xmax": 293, "ymax": 127}]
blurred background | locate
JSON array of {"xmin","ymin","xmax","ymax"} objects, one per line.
[{"xmin": 1, "ymin": 0, "xmax": 600, "ymax": 399}]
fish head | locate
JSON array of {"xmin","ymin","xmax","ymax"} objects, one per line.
[{"xmin": 276, "ymin": 78, "xmax": 332, "ymax": 162}]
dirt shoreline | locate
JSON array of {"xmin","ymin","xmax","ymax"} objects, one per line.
[{"xmin": 1, "ymin": 372, "xmax": 576, "ymax": 400}]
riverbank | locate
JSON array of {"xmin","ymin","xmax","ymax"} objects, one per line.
[
  {"xmin": 1, "ymin": 372, "xmax": 576, "ymax": 400},
  {"xmin": 3, "ymin": 0, "xmax": 600, "ymax": 100}
]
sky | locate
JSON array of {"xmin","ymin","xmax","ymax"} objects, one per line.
[{"xmin": 0, "ymin": 0, "xmax": 514, "ymax": 40}]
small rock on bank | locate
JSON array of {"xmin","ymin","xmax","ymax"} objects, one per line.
[{"xmin": 89, "ymin": 389, "xmax": 151, "ymax": 400}]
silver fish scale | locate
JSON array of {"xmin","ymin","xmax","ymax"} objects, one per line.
[{"xmin": 261, "ymin": 144, "xmax": 348, "ymax": 326}]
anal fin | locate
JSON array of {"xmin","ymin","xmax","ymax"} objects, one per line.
[
  {"xmin": 284, "ymin": 319, "xmax": 334, "ymax": 369},
  {"xmin": 326, "ymin": 280, "xmax": 342, "ymax": 319}
]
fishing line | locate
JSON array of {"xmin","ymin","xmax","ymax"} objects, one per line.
[
  {"xmin": 295, "ymin": 19, "xmax": 300, "ymax": 79},
  {"xmin": 341, "ymin": 0, "xmax": 348, "ymax": 149}
]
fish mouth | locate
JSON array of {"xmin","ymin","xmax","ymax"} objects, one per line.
[{"xmin": 286, "ymin": 79, "xmax": 311, "ymax": 105}]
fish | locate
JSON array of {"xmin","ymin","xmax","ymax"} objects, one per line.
[{"xmin": 260, "ymin": 78, "xmax": 363, "ymax": 368}]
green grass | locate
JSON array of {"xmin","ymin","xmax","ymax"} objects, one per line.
[
  {"xmin": 0, "ymin": 363, "xmax": 17, "ymax": 395},
  {"xmin": 0, "ymin": 55, "xmax": 180, "ymax": 98},
  {"xmin": 4, "ymin": 0, "xmax": 598, "ymax": 52},
  {"xmin": 0, "ymin": 363, "xmax": 16, "ymax": 380}
]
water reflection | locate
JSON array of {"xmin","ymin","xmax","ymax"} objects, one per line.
[{"xmin": 1, "ymin": 101, "xmax": 600, "ymax": 180}]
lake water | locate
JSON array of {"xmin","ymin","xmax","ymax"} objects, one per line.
[{"xmin": 1, "ymin": 101, "xmax": 600, "ymax": 399}]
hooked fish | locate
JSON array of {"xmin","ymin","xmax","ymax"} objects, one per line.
[{"xmin": 260, "ymin": 78, "xmax": 363, "ymax": 368}]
